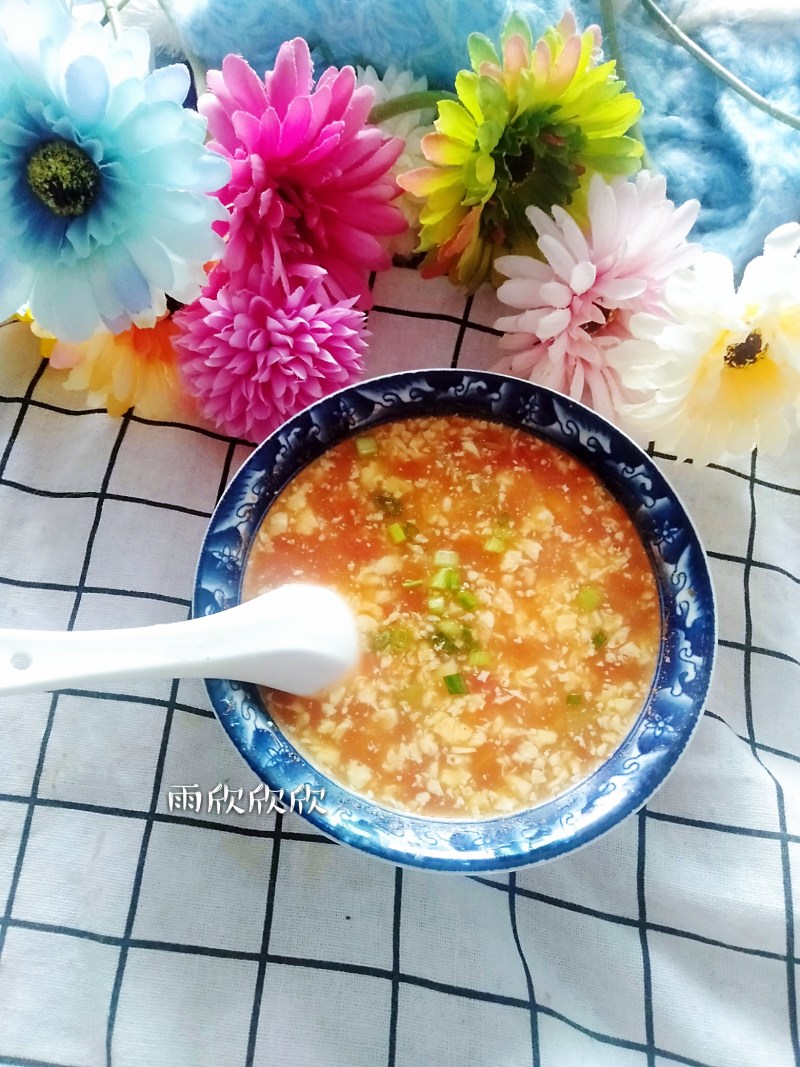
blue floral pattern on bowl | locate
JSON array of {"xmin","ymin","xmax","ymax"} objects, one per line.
[{"xmin": 194, "ymin": 370, "xmax": 716, "ymax": 872}]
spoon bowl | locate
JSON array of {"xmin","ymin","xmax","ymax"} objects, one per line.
[{"xmin": 0, "ymin": 583, "xmax": 359, "ymax": 697}]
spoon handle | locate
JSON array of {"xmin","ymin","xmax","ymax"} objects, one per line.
[{"xmin": 0, "ymin": 585, "xmax": 358, "ymax": 697}]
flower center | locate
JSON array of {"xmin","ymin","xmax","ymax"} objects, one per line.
[
  {"xmin": 487, "ymin": 116, "xmax": 584, "ymax": 245},
  {"xmin": 506, "ymin": 141, "xmax": 536, "ymax": 185},
  {"xmin": 26, "ymin": 139, "xmax": 100, "ymax": 218},
  {"xmin": 724, "ymin": 331, "xmax": 766, "ymax": 369},
  {"xmin": 585, "ymin": 307, "xmax": 617, "ymax": 335}
]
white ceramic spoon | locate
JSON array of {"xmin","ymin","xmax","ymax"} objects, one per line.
[{"xmin": 0, "ymin": 584, "xmax": 359, "ymax": 698}]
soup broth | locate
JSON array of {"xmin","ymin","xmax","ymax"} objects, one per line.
[{"xmin": 243, "ymin": 416, "xmax": 661, "ymax": 818}]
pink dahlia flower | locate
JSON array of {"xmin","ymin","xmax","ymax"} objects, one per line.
[
  {"xmin": 200, "ymin": 40, "xmax": 407, "ymax": 307},
  {"xmin": 493, "ymin": 172, "xmax": 700, "ymax": 421},
  {"xmin": 172, "ymin": 265, "xmax": 368, "ymax": 442}
]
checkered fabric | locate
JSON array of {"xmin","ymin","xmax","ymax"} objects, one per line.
[{"xmin": 0, "ymin": 268, "xmax": 798, "ymax": 1067}]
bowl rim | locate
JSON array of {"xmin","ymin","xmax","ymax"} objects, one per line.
[{"xmin": 194, "ymin": 368, "xmax": 717, "ymax": 873}]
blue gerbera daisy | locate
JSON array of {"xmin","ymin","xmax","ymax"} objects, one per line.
[{"xmin": 0, "ymin": 0, "xmax": 230, "ymax": 341}]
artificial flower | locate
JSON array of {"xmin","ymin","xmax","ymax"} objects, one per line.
[
  {"xmin": 356, "ymin": 64, "xmax": 435, "ymax": 256},
  {"xmin": 493, "ymin": 171, "xmax": 700, "ymax": 420},
  {"xmin": 16, "ymin": 309, "xmax": 56, "ymax": 357},
  {"xmin": 609, "ymin": 223, "xmax": 800, "ymax": 463},
  {"xmin": 173, "ymin": 264, "xmax": 368, "ymax": 441},
  {"xmin": 0, "ymin": 0, "xmax": 229, "ymax": 342},
  {"xmin": 398, "ymin": 11, "xmax": 643, "ymax": 290},
  {"xmin": 200, "ymin": 40, "xmax": 406, "ymax": 307},
  {"xmin": 48, "ymin": 310, "xmax": 189, "ymax": 419}
]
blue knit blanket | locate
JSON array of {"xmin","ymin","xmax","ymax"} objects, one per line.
[{"xmin": 134, "ymin": 0, "xmax": 800, "ymax": 273}]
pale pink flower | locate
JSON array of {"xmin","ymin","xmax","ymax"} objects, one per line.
[
  {"xmin": 493, "ymin": 172, "xmax": 700, "ymax": 420},
  {"xmin": 172, "ymin": 264, "xmax": 368, "ymax": 442},
  {"xmin": 200, "ymin": 40, "xmax": 406, "ymax": 307}
]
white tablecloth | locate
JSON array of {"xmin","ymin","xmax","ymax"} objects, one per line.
[{"xmin": 0, "ymin": 268, "xmax": 798, "ymax": 1067}]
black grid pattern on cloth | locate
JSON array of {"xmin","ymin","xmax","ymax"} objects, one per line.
[{"xmin": 0, "ymin": 267, "xmax": 798, "ymax": 1067}]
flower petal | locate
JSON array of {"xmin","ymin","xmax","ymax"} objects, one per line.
[
  {"xmin": 143, "ymin": 63, "xmax": 190, "ymax": 105},
  {"xmin": 570, "ymin": 260, "xmax": 596, "ymax": 295},
  {"xmin": 63, "ymin": 54, "xmax": 109, "ymax": 126},
  {"xmin": 421, "ymin": 132, "xmax": 472, "ymax": 167},
  {"xmin": 536, "ymin": 307, "xmax": 572, "ymax": 340}
]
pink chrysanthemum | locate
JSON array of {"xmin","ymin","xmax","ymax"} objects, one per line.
[
  {"xmin": 493, "ymin": 172, "xmax": 700, "ymax": 420},
  {"xmin": 172, "ymin": 265, "xmax": 368, "ymax": 442},
  {"xmin": 200, "ymin": 40, "xmax": 407, "ymax": 307}
]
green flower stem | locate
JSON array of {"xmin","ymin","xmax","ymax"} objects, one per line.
[
  {"xmin": 599, "ymin": 0, "xmax": 651, "ymax": 169},
  {"xmin": 100, "ymin": 0, "xmax": 133, "ymax": 24},
  {"xmin": 368, "ymin": 90, "xmax": 458, "ymax": 125},
  {"xmin": 155, "ymin": 0, "xmax": 208, "ymax": 96},
  {"xmin": 638, "ymin": 0, "xmax": 800, "ymax": 132},
  {"xmin": 101, "ymin": 0, "xmax": 123, "ymax": 38},
  {"xmin": 599, "ymin": 0, "xmax": 627, "ymax": 82}
]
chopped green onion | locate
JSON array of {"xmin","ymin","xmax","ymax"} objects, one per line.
[
  {"xmin": 566, "ymin": 693, "xmax": 583, "ymax": 707},
  {"xmin": 433, "ymin": 549, "xmax": 459, "ymax": 567},
  {"xmin": 371, "ymin": 625, "xmax": 413, "ymax": 654},
  {"xmin": 431, "ymin": 621, "xmax": 476, "ymax": 656},
  {"xmin": 402, "ymin": 579, "xmax": 423, "ymax": 588},
  {"xmin": 459, "ymin": 624, "xmax": 476, "ymax": 651},
  {"xmin": 468, "ymin": 649, "xmax": 491, "ymax": 668},
  {"xmin": 430, "ymin": 568, "xmax": 448, "ymax": 590},
  {"xmin": 372, "ymin": 491, "xmax": 402, "ymax": 516},
  {"xmin": 592, "ymin": 629, "xmax": 608, "ymax": 649},
  {"xmin": 444, "ymin": 673, "xmax": 468, "ymax": 695},
  {"xmin": 371, "ymin": 629, "xmax": 392, "ymax": 652},
  {"xmin": 484, "ymin": 536, "xmax": 506, "ymax": 554},
  {"xmin": 387, "ymin": 522, "xmax": 406, "ymax": 544},
  {"xmin": 431, "ymin": 630, "xmax": 457, "ymax": 655},
  {"xmin": 355, "ymin": 436, "xmax": 377, "ymax": 457},
  {"xmin": 390, "ymin": 627, "xmax": 413, "ymax": 652},
  {"xmin": 430, "ymin": 566, "xmax": 460, "ymax": 591},
  {"xmin": 576, "ymin": 586, "xmax": 601, "ymax": 612},
  {"xmin": 456, "ymin": 589, "xmax": 478, "ymax": 611},
  {"xmin": 428, "ymin": 595, "xmax": 446, "ymax": 615}
]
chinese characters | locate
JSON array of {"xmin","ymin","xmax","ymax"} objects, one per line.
[{"xmin": 167, "ymin": 782, "xmax": 328, "ymax": 815}]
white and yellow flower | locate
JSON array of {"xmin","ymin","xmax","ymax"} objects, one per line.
[{"xmin": 610, "ymin": 223, "xmax": 800, "ymax": 463}]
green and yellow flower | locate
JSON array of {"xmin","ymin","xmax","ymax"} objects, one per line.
[{"xmin": 398, "ymin": 12, "xmax": 644, "ymax": 290}]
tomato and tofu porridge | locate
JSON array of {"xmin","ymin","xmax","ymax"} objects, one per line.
[{"xmin": 243, "ymin": 415, "xmax": 661, "ymax": 819}]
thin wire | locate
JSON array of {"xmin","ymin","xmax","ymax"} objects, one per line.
[{"xmin": 638, "ymin": 0, "xmax": 800, "ymax": 132}]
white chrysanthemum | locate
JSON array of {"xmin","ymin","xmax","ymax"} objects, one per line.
[
  {"xmin": 610, "ymin": 223, "xmax": 800, "ymax": 463},
  {"xmin": 0, "ymin": 0, "xmax": 229, "ymax": 342},
  {"xmin": 357, "ymin": 64, "xmax": 435, "ymax": 256},
  {"xmin": 493, "ymin": 172, "xmax": 700, "ymax": 421}
]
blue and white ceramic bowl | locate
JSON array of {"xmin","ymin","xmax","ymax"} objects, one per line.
[{"xmin": 194, "ymin": 369, "xmax": 716, "ymax": 872}]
